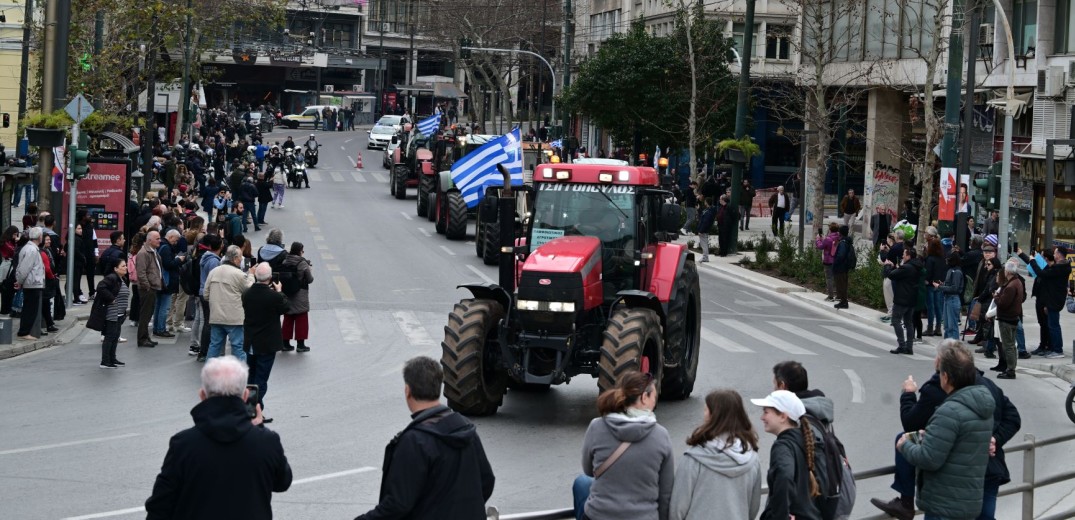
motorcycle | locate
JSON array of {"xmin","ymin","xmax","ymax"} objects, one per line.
[
  {"xmin": 290, "ymin": 150, "xmax": 308, "ymax": 188},
  {"xmin": 304, "ymin": 144, "xmax": 319, "ymax": 167},
  {"xmin": 1067, "ymin": 379, "xmax": 1075, "ymax": 424}
]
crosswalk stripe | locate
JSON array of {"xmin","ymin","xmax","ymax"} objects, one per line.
[
  {"xmin": 392, "ymin": 310, "xmax": 437, "ymax": 346},
  {"xmin": 307, "ymin": 170, "xmax": 322, "ymax": 182},
  {"xmin": 700, "ymin": 326, "xmax": 754, "ymax": 353},
  {"xmin": 330, "ymin": 172, "xmax": 344, "ymax": 182},
  {"xmin": 770, "ymin": 322, "xmax": 876, "ymax": 358},
  {"xmin": 333, "ymin": 276, "xmax": 355, "ymax": 301},
  {"xmin": 716, "ymin": 319, "xmax": 815, "ymax": 355},
  {"xmin": 334, "ymin": 308, "xmax": 369, "ymax": 344},
  {"xmin": 821, "ymin": 325, "xmax": 933, "ymax": 361},
  {"xmin": 351, "ymin": 171, "xmax": 366, "ymax": 182},
  {"xmin": 371, "ymin": 172, "xmax": 387, "ymax": 183}
]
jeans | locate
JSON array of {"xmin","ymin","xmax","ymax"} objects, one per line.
[
  {"xmin": 1047, "ymin": 309, "xmax": 1064, "ymax": 353},
  {"xmin": 257, "ymin": 201, "xmax": 269, "ymax": 224},
  {"xmin": 12, "ymin": 183, "xmax": 36, "ymax": 206},
  {"xmin": 198, "ymin": 298, "xmax": 211, "ymax": 358},
  {"xmin": 786, "ymin": 195, "xmax": 797, "ymax": 221},
  {"xmin": 977, "ymin": 481, "xmax": 1000, "ymax": 520},
  {"xmin": 682, "ymin": 207, "xmax": 697, "ymax": 232},
  {"xmin": 153, "ymin": 292, "xmax": 173, "ymax": 334},
  {"xmin": 891, "ymin": 303, "xmax": 915, "ymax": 350},
  {"xmin": 823, "ymin": 264, "xmax": 835, "ymax": 298},
  {"xmin": 208, "ymin": 324, "xmax": 245, "ymax": 362},
  {"xmin": 247, "ymin": 351, "xmax": 276, "ymax": 411},
  {"xmin": 926, "ymin": 286, "xmax": 943, "ymax": 329},
  {"xmin": 699, "ymin": 232, "xmax": 710, "ymax": 260},
  {"xmin": 273, "ymin": 184, "xmax": 285, "ymax": 205},
  {"xmin": 943, "ymin": 294, "xmax": 962, "ymax": 339},
  {"xmin": 771, "ymin": 208, "xmax": 786, "ymax": 235},
  {"xmin": 190, "ymin": 296, "xmax": 203, "ymax": 347},
  {"xmin": 242, "ymin": 204, "xmax": 258, "ymax": 231},
  {"xmin": 739, "ymin": 205, "xmax": 752, "ymax": 229},
  {"xmin": 572, "ymin": 474, "xmax": 593, "ymax": 520},
  {"xmin": 1017, "ymin": 318, "xmax": 1027, "ymax": 353},
  {"xmin": 891, "ymin": 432, "xmax": 916, "ymax": 498}
]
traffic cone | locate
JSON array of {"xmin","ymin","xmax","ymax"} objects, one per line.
[{"xmin": 356, "ymin": 151, "xmax": 363, "ymax": 169}]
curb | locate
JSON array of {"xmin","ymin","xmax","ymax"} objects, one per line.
[
  {"xmin": 0, "ymin": 310, "xmax": 90, "ymax": 361},
  {"xmin": 696, "ymin": 257, "xmax": 1075, "ymax": 384}
]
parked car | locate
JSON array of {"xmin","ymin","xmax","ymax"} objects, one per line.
[
  {"xmin": 374, "ymin": 114, "xmax": 410, "ymax": 133},
  {"xmin": 282, "ymin": 105, "xmax": 329, "ymax": 129},
  {"xmin": 241, "ymin": 110, "xmax": 274, "ymax": 132},
  {"xmin": 367, "ymin": 125, "xmax": 397, "ymax": 150}
]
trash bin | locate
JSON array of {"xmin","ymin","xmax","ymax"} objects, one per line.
[{"xmin": 0, "ymin": 317, "xmax": 12, "ymax": 344}]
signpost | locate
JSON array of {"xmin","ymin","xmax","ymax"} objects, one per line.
[{"xmin": 63, "ymin": 94, "xmax": 93, "ymax": 307}]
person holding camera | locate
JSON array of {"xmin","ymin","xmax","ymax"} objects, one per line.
[
  {"xmin": 145, "ymin": 356, "xmax": 292, "ymax": 520},
  {"xmin": 242, "ymin": 263, "xmax": 288, "ymax": 421}
]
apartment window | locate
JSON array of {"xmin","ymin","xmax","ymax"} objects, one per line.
[
  {"xmin": 732, "ymin": 23, "xmax": 760, "ymax": 57},
  {"xmin": 1056, "ymin": 0, "xmax": 1075, "ymax": 53},
  {"xmin": 589, "ymin": 10, "xmax": 621, "ymax": 42},
  {"xmin": 1013, "ymin": 0, "xmax": 1037, "ymax": 55},
  {"xmin": 766, "ymin": 25, "xmax": 791, "ymax": 59},
  {"xmin": 323, "ymin": 22, "xmax": 354, "ymax": 48}
]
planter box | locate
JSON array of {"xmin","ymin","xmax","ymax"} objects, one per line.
[
  {"xmin": 723, "ymin": 148, "xmax": 746, "ymax": 164},
  {"xmin": 25, "ymin": 128, "xmax": 65, "ymax": 148}
]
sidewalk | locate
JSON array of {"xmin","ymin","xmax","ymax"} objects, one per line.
[{"xmin": 680, "ymin": 212, "xmax": 1075, "ymax": 384}]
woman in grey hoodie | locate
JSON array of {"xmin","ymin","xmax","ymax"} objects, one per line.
[
  {"xmin": 670, "ymin": 390, "xmax": 762, "ymax": 520},
  {"xmin": 573, "ymin": 371, "xmax": 674, "ymax": 520}
]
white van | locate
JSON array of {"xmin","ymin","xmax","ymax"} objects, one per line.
[{"xmin": 282, "ymin": 105, "xmax": 329, "ymax": 129}]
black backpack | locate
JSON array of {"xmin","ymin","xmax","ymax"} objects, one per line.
[
  {"xmin": 276, "ymin": 260, "xmax": 304, "ymax": 297},
  {"xmin": 179, "ymin": 246, "xmax": 201, "ymax": 295},
  {"xmin": 802, "ymin": 414, "xmax": 856, "ymax": 520}
]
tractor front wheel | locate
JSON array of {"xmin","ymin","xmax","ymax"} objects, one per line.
[
  {"xmin": 482, "ymin": 221, "xmax": 500, "ymax": 265},
  {"xmin": 442, "ymin": 299, "xmax": 508, "ymax": 416},
  {"xmin": 598, "ymin": 308, "xmax": 664, "ymax": 395},
  {"xmin": 445, "ymin": 191, "xmax": 468, "ymax": 240},
  {"xmin": 660, "ymin": 260, "xmax": 701, "ymax": 400},
  {"xmin": 417, "ymin": 176, "xmax": 433, "ymax": 217},
  {"xmin": 393, "ymin": 167, "xmax": 407, "ymax": 200}
]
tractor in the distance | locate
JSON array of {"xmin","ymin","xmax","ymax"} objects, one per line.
[
  {"xmin": 389, "ymin": 125, "xmax": 432, "ymax": 200},
  {"xmin": 441, "ymin": 163, "xmax": 701, "ymax": 416}
]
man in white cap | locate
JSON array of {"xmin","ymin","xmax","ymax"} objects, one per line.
[{"xmin": 751, "ymin": 390, "xmax": 821, "ymax": 520}]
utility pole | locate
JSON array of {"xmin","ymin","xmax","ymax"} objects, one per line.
[
  {"xmin": 378, "ymin": 25, "xmax": 386, "ymax": 115},
  {"xmin": 40, "ymin": 0, "xmax": 71, "ymax": 213},
  {"xmin": 538, "ymin": 0, "xmax": 547, "ymax": 128},
  {"xmin": 561, "ymin": 0, "xmax": 573, "ymax": 134},
  {"xmin": 177, "ymin": 0, "xmax": 194, "ymax": 145},
  {"xmin": 16, "ymin": 0, "xmax": 33, "ymax": 122},
  {"xmin": 94, "ymin": 11, "xmax": 104, "ymax": 53},
  {"xmin": 726, "ymin": 0, "xmax": 756, "ymax": 254},
  {"xmin": 939, "ymin": 0, "xmax": 966, "ymax": 238},
  {"xmin": 957, "ymin": 0, "xmax": 980, "ymax": 251},
  {"xmin": 408, "ymin": 0, "xmax": 417, "ymax": 113},
  {"xmin": 142, "ymin": 14, "xmax": 158, "ymax": 180}
]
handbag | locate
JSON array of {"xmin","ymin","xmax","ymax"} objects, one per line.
[
  {"xmin": 985, "ymin": 299, "xmax": 998, "ymax": 319},
  {"xmin": 969, "ymin": 301, "xmax": 982, "ymax": 321},
  {"xmin": 1067, "ymin": 294, "xmax": 1075, "ymax": 314}
]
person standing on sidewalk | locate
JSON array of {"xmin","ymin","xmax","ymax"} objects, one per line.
[
  {"xmin": 14, "ymin": 227, "xmax": 45, "ymax": 340},
  {"xmin": 716, "ymin": 195, "xmax": 738, "ymax": 257},
  {"xmin": 280, "ymin": 242, "xmax": 314, "ymax": 352},
  {"xmin": 194, "ymin": 234, "xmax": 223, "ymax": 362},
  {"xmin": 885, "ymin": 246, "xmax": 921, "ymax": 355},
  {"xmin": 204, "ymin": 245, "xmax": 253, "ymax": 362},
  {"xmin": 839, "ymin": 189, "xmax": 861, "ymax": 228},
  {"xmin": 832, "ymin": 225, "xmax": 855, "ymax": 309},
  {"xmin": 815, "ymin": 222, "xmax": 841, "ymax": 301},
  {"xmin": 154, "ymin": 230, "xmax": 185, "ymax": 339},
  {"xmin": 696, "ymin": 199, "xmax": 717, "ymax": 263},
  {"xmin": 89, "ymin": 259, "xmax": 129, "ymax": 368},
  {"xmin": 739, "ymin": 179, "xmax": 756, "ymax": 231},
  {"xmin": 680, "ymin": 181, "xmax": 699, "ymax": 235},
  {"xmin": 768, "ymin": 186, "xmax": 789, "ymax": 235},
  {"xmin": 923, "ymin": 238, "xmax": 946, "ymax": 337},
  {"xmin": 242, "ymin": 263, "xmax": 288, "ymax": 420},
  {"xmin": 878, "ymin": 231, "xmax": 906, "ymax": 323},
  {"xmin": 1017, "ymin": 246, "xmax": 1072, "ymax": 359},
  {"xmin": 937, "ymin": 251, "xmax": 966, "ymax": 340},
  {"xmin": 135, "ymin": 231, "xmax": 163, "ymax": 348},
  {"xmin": 992, "ymin": 263, "xmax": 1025, "ymax": 380}
]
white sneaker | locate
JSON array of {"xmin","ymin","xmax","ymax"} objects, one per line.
[
  {"xmin": 176, "ymin": 326, "xmax": 192, "ymax": 333},
  {"xmin": 119, "ymin": 337, "xmax": 128, "ymax": 343}
]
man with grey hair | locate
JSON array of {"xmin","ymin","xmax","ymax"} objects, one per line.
[
  {"xmin": 145, "ymin": 356, "xmax": 292, "ymax": 519},
  {"xmin": 242, "ymin": 263, "xmax": 288, "ymax": 420},
  {"xmin": 153, "ymin": 229, "xmax": 187, "ymax": 338},
  {"xmin": 992, "ymin": 262, "xmax": 1025, "ymax": 379},
  {"xmin": 204, "ymin": 245, "xmax": 253, "ymax": 362},
  {"xmin": 136, "ymin": 230, "xmax": 163, "ymax": 347},
  {"xmin": 15, "ymin": 227, "xmax": 45, "ymax": 340}
]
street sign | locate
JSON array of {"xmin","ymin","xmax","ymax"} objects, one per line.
[{"xmin": 64, "ymin": 94, "xmax": 95, "ymax": 124}]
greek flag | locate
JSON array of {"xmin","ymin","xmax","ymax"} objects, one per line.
[
  {"xmin": 451, "ymin": 127, "xmax": 523, "ymax": 208},
  {"xmin": 417, "ymin": 114, "xmax": 439, "ymax": 136},
  {"xmin": 550, "ymin": 138, "xmax": 563, "ymax": 149}
]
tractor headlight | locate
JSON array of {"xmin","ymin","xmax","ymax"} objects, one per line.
[
  {"xmin": 517, "ymin": 299, "xmax": 540, "ymax": 311},
  {"xmin": 548, "ymin": 301, "xmax": 575, "ymax": 313},
  {"xmin": 517, "ymin": 300, "xmax": 575, "ymax": 312}
]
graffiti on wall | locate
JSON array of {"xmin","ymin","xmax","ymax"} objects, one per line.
[{"xmin": 866, "ymin": 161, "xmax": 900, "ymax": 219}]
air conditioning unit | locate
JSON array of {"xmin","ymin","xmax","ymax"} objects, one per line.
[
  {"xmin": 352, "ymin": 84, "xmax": 361, "ymax": 92},
  {"xmin": 324, "ymin": 84, "xmax": 334, "ymax": 93},
  {"xmin": 1038, "ymin": 66, "xmax": 1066, "ymax": 97},
  {"xmin": 979, "ymin": 23, "xmax": 994, "ymax": 46}
]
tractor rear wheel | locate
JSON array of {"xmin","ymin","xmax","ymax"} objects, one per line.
[
  {"xmin": 435, "ymin": 192, "xmax": 447, "ymax": 234},
  {"xmin": 442, "ymin": 299, "xmax": 507, "ymax": 416},
  {"xmin": 417, "ymin": 176, "xmax": 433, "ymax": 217},
  {"xmin": 445, "ymin": 191, "xmax": 468, "ymax": 240},
  {"xmin": 482, "ymin": 221, "xmax": 500, "ymax": 265},
  {"xmin": 389, "ymin": 169, "xmax": 397, "ymax": 197},
  {"xmin": 393, "ymin": 167, "xmax": 407, "ymax": 200},
  {"xmin": 660, "ymin": 260, "xmax": 701, "ymax": 400},
  {"xmin": 598, "ymin": 308, "xmax": 664, "ymax": 395},
  {"xmin": 427, "ymin": 191, "xmax": 437, "ymax": 221}
]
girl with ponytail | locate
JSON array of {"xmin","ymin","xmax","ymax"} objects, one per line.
[
  {"xmin": 573, "ymin": 371, "xmax": 674, "ymax": 520},
  {"xmin": 751, "ymin": 390, "xmax": 822, "ymax": 520}
]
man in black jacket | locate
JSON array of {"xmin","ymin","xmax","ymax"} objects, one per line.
[
  {"xmin": 885, "ymin": 246, "xmax": 922, "ymax": 354},
  {"xmin": 145, "ymin": 356, "xmax": 292, "ymax": 519},
  {"xmin": 242, "ymin": 263, "xmax": 288, "ymax": 420},
  {"xmin": 1018, "ymin": 246, "xmax": 1072, "ymax": 358},
  {"xmin": 356, "ymin": 356, "xmax": 495, "ymax": 520}
]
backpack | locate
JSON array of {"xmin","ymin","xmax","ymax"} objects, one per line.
[
  {"xmin": 845, "ymin": 240, "xmax": 857, "ymax": 271},
  {"xmin": 276, "ymin": 261, "xmax": 304, "ymax": 297},
  {"xmin": 179, "ymin": 246, "xmax": 201, "ymax": 295},
  {"xmin": 802, "ymin": 414, "xmax": 856, "ymax": 520}
]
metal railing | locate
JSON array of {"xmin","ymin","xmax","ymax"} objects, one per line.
[{"xmin": 487, "ymin": 430, "xmax": 1075, "ymax": 520}]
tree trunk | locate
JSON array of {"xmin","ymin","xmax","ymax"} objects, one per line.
[{"xmin": 682, "ymin": 0, "xmax": 699, "ymax": 181}]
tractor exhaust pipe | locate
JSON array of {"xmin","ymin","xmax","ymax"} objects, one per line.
[{"xmin": 496, "ymin": 164, "xmax": 515, "ymax": 294}]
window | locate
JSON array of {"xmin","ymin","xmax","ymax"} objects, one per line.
[
  {"xmin": 732, "ymin": 23, "xmax": 760, "ymax": 57},
  {"xmin": 589, "ymin": 10, "xmax": 621, "ymax": 42},
  {"xmin": 323, "ymin": 22, "xmax": 354, "ymax": 48},
  {"xmin": 766, "ymin": 25, "xmax": 791, "ymax": 59},
  {"xmin": 1056, "ymin": 0, "xmax": 1075, "ymax": 53},
  {"xmin": 1013, "ymin": 0, "xmax": 1037, "ymax": 55}
]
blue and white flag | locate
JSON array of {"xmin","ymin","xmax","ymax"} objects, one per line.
[
  {"xmin": 417, "ymin": 114, "xmax": 439, "ymax": 136},
  {"xmin": 653, "ymin": 146, "xmax": 661, "ymax": 169},
  {"xmin": 451, "ymin": 127, "xmax": 524, "ymax": 208},
  {"xmin": 550, "ymin": 138, "xmax": 563, "ymax": 149}
]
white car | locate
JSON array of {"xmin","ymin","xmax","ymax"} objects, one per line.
[
  {"xmin": 375, "ymin": 114, "xmax": 410, "ymax": 133},
  {"xmin": 383, "ymin": 137, "xmax": 401, "ymax": 168},
  {"xmin": 367, "ymin": 125, "xmax": 397, "ymax": 150}
]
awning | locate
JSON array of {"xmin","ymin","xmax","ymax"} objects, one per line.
[
  {"xmin": 394, "ymin": 83, "xmax": 434, "ymax": 94},
  {"xmin": 100, "ymin": 131, "xmax": 140, "ymax": 154},
  {"xmin": 434, "ymin": 82, "xmax": 468, "ymax": 99}
]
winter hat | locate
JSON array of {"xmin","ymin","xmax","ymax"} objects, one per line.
[
  {"xmin": 984, "ymin": 234, "xmax": 998, "ymax": 247},
  {"xmin": 750, "ymin": 390, "xmax": 806, "ymax": 422},
  {"xmin": 926, "ymin": 226, "xmax": 939, "ymax": 237}
]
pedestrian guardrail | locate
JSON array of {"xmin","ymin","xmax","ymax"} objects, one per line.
[{"xmin": 487, "ymin": 430, "xmax": 1075, "ymax": 520}]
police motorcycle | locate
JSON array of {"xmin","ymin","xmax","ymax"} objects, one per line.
[
  {"xmin": 290, "ymin": 148, "xmax": 308, "ymax": 188},
  {"xmin": 303, "ymin": 134, "xmax": 319, "ymax": 167}
]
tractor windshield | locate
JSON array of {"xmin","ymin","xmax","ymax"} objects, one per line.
[{"xmin": 531, "ymin": 183, "xmax": 637, "ymax": 254}]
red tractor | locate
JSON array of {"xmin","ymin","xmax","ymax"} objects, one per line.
[
  {"xmin": 441, "ymin": 163, "xmax": 701, "ymax": 415},
  {"xmin": 390, "ymin": 125, "xmax": 433, "ymax": 200}
]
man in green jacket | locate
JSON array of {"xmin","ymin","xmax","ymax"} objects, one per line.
[{"xmin": 898, "ymin": 344, "xmax": 995, "ymax": 519}]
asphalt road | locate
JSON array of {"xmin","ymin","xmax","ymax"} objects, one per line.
[{"xmin": 3, "ymin": 126, "xmax": 1074, "ymax": 519}]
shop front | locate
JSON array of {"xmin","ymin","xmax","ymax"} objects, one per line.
[{"xmin": 1017, "ymin": 156, "xmax": 1075, "ymax": 250}]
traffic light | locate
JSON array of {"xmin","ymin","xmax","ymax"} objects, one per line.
[
  {"xmin": 71, "ymin": 132, "xmax": 90, "ymax": 180},
  {"xmin": 972, "ymin": 171, "xmax": 1002, "ymax": 211},
  {"xmin": 460, "ymin": 38, "xmax": 471, "ymax": 59},
  {"xmin": 2, "ymin": 113, "xmax": 8, "ymax": 128}
]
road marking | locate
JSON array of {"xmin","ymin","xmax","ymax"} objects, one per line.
[
  {"xmin": 844, "ymin": 369, "xmax": 865, "ymax": 403},
  {"xmin": 439, "ymin": 245, "xmax": 456, "ymax": 256},
  {"xmin": 330, "ymin": 171, "xmax": 344, "ymax": 182},
  {"xmin": 699, "ymin": 326, "xmax": 755, "ymax": 353},
  {"xmin": 400, "ymin": 211, "xmax": 413, "ymax": 221},
  {"xmin": 321, "ymin": 252, "xmax": 334, "ymax": 260},
  {"xmin": 326, "ymin": 263, "xmax": 340, "ymax": 271},
  {"xmin": 339, "ymin": 145, "xmax": 346, "ymax": 150},
  {"xmin": 334, "ymin": 276, "xmax": 355, "ymax": 301},
  {"xmin": 418, "ymin": 227, "xmax": 431, "ymax": 237},
  {"xmin": 371, "ymin": 172, "xmax": 387, "ymax": 183},
  {"xmin": 313, "ymin": 235, "xmax": 325, "ymax": 242},
  {"xmin": 770, "ymin": 322, "xmax": 876, "ymax": 357},
  {"xmin": 316, "ymin": 242, "xmax": 329, "ymax": 250},
  {"xmin": 466, "ymin": 264, "xmax": 496, "ymax": 284},
  {"xmin": 733, "ymin": 298, "xmax": 779, "ymax": 308},
  {"xmin": 716, "ymin": 319, "xmax": 815, "ymax": 355},
  {"xmin": 345, "ymin": 138, "xmax": 354, "ymax": 144},
  {"xmin": 61, "ymin": 467, "xmax": 379, "ymax": 519},
  {"xmin": 305, "ymin": 211, "xmax": 314, "ymax": 217},
  {"xmin": 821, "ymin": 326, "xmax": 933, "ymax": 361},
  {"xmin": 293, "ymin": 466, "xmax": 377, "ymax": 485},
  {"xmin": 309, "ymin": 227, "xmax": 321, "ymax": 233},
  {"xmin": 351, "ymin": 171, "xmax": 366, "ymax": 182},
  {"xmin": 334, "ymin": 308, "xmax": 369, "ymax": 344},
  {"xmin": 381, "ymin": 363, "xmax": 404, "ymax": 377},
  {"xmin": 307, "ymin": 170, "xmax": 322, "ymax": 182},
  {"xmin": 393, "ymin": 310, "xmax": 437, "ymax": 345},
  {"xmin": 0, "ymin": 433, "xmax": 140, "ymax": 456}
]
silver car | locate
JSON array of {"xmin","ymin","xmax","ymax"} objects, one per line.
[{"xmin": 367, "ymin": 125, "xmax": 397, "ymax": 150}]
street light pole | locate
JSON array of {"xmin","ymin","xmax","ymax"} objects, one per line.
[
  {"xmin": 727, "ymin": 0, "xmax": 756, "ymax": 254},
  {"xmin": 986, "ymin": 0, "xmax": 1021, "ymax": 257},
  {"xmin": 463, "ymin": 46, "xmax": 557, "ymax": 130}
]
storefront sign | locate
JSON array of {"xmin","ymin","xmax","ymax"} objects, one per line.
[
  {"xmin": 62, "ymin": 159, "xmax": 131, "ymax": 254},
  {"xmin": 270, "ymin": 53, "xmax": 305, "ymax": 67},
  {"xmin": 938, "ymin": 167, "xmax": 957, "ymax": 220},
  {"xmin": 1010, "ymin": 174, "xmax": 1033, "ymax": 210},
  {"xmin": 287, "ymin": 68, "xmax": 318, "ymax": 82},
  {"xmin": 232, "ymin": 49, "xmax": 258, "ymax": 65},
  {"xmin": 1019, "ymin": 158, "xmax": 1067, "ymax": 184}
]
